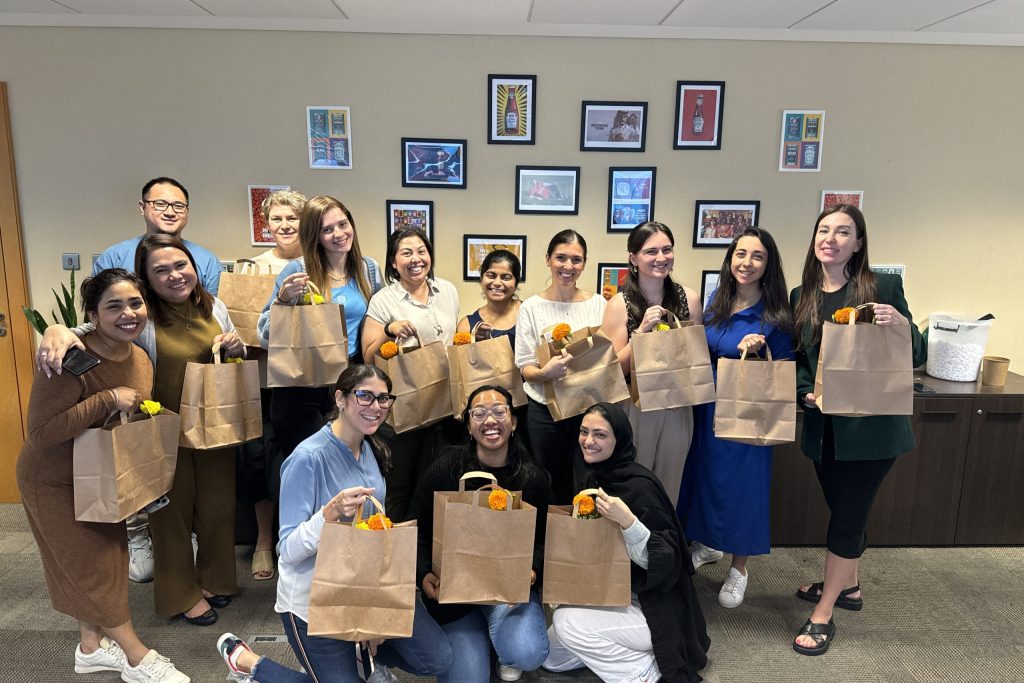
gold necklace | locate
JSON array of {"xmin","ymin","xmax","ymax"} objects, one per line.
[
  {"xmin": 168, "ymin": 303, "xmax": 194, "ymax": 330},
  {"xmin": 327, "ymin": 269, "xmax": 348, "ymax": 283}
]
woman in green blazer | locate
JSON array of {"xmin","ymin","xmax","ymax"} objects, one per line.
[{"xmin": 788, "ymin": 205, "xmax": 926, "ymax": 656}]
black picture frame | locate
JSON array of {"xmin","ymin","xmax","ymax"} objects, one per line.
[
  {"xmin": 692, "ymin": 200, "xmax": 761, "ymax": 248},
  {"xmin": 607, "ymin": 167, "xmax": 656, "ymax": 233},
  {"xmin": 463, "ymin": 234, "xmax": 528, "ymax": 282},
  {"xmin": 674, "ymin": 81, "xmax": 725, "ymax": 150},
  {"xmin": 580, "ymin": 101, "xmax": 648, "ymax": 152},
  {"xmin": 488, "ymin": 74, "xmax": 536, "ymax": 145},
  {"xmin": 596, "ymin": 262, "xmax": 630, "ymax": 300},
  {"xmin": 385, "ymin": 200, "xmax": 434, "ymax": 243},
  {"xmin": 515, "ymin": 165, "xmax": 581, "ymax": 215},
  {"xmin": 401, "ymin": 137, "xmax": 467, "ymax": 189}
]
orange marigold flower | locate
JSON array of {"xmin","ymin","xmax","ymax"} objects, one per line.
[
  {"xmin": 573, "ymin": 494, "xmax": 596, "ymax": 517},
  {"xmin": 366, "ymin": 513, "xmax": 393, "ymax": 530},
  {"xmin": 551, "ymin": 323, "xmax": 572, "ymax": 343},
  {"xmin": 488, "ymin": 489, "xmax": 512, "ymax": 511},
  {"xmin": 379, "ymin": 341, "xmax": 399, "ymax": 360},
  {"xmin": 832, "ymin": 307, "xmax": 856, "ymax": 324},
  {"xmin": 453, "ymin": 332, "xmax": 473, "ymax": 346}
]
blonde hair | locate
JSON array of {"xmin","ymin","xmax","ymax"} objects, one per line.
[{"xmin": 260, "ymin": 190, "xmax": 307, "ymax": 220}]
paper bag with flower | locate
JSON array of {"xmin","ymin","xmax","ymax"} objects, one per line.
[
  {"xmin": 219, "ymin": 259, "xmax": 277, "ymax": 347},
  {"xmin": 308, "ymin": 495, "xmax": 418, "ymax": 641},
  {"xmin": 630, "ymin": 311, "xmax": 715, "ymax": 411},
  {"xmin": 814, "ymin": 302, "xmax": 913, "ymax": 417},
  {"xmin": 447, "ymin": 323, "xmax": 527, "ymax": 420},
  {"xmin": 179, "ymin": 343, "xmax": 263, "ymax": 450},
  {"xmin": 431, "ymin": 471, "xmax": 536, "ymax": 605},
  {"xmin": 373, "ymin": 334, "xmax": 452, "ymax": 433},
  {"xmin": 535, "ymin": 325, "xmax": 630, "ymax": 421},
  {"xmin": 73, "ymin": 403, "xmax": 180, "ymax": 523},
  {"xmin": 268, "ymin": 281, "xmax": 349, "ymax": 388},
  {"xmin": 541, "ymin": 488, "xmax": 631, "ymax": 607}
]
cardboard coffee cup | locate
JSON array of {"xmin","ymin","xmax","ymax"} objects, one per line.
[{"xmin": 981, "ymin": 356, "xmax": 1009, "ymax": 387}]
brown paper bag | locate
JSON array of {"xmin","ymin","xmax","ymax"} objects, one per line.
[
  {"xmin": 431, "ymin": 472, "xmax": 536, "ymax": 605},
  {"xmin": 714, "ymin": 348, "xmax": 796, "ymax": 446},
  {"xmin": 374, "ymin": 339, "xmax": 452, "ymax": 433},
  {"xmin": 308, "ymin": 496, "xmax": 417, "ymax": 641},
  {"xmin": 536, "ymin": 326, "xmax": 630, "ymax": 421},
  {"xmin": 447, "ymin": 331, "xmax": 527, "ymax": 420},
  {"xmin": 73, "ymin": 409, "xmax": 180, "ymax": 523},
  {"xmin": 267, "ymin": 282, "xmax": 349, "ymax": 388},
  {"xmin": 630, "ymin": 313, "xmax": 715, "ymax": 411},
  {"xmin": 179, "ymin": 344, "xmax": 263, "ymax": 449},
  {"xmin": 814, "ymin": 303, "xmax": 914, "ymax": 417},
  {"xmin": 218, "ymin": 259, "xmax": 278, "ymax": 348},
  {"xmin": 542, "ymin": 489, "xmax": 631, "ymax": 607}
]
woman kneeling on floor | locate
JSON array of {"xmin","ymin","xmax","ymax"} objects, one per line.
[{"xmin": 543, "ymin": 402, "xmax": 710, "ymax": 683}]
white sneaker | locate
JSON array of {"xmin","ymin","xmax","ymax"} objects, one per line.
[
  {"xmin": 718, "ymin": 567, "xmax": 748, "ymax": 608},
  {"xmin": 690, "ymin": 541, "xmax": 724, "ymax": 570},
  {"xmin": 120, "ymin": 649, "xmax": 190, "ymax": 683},
  {"xmin": 74, "ymin": 637, "xmax": 126, "ymax": 673},
  {"xmin": 366, "ymin": 663, "xmax": 399, "ymax": 683},
  {"xmin": 128, "ymin": 533, "xmax": 154, "ymax": 583},
  {"xmin": 497, "ymin": 664, "xmax": 523, "ymax": 681},
  {"xmin": 191, "ymin": 532, "xmax": 198, "ymax": 562}
]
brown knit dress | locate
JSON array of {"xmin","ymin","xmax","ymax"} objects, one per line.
[{"xmin": 16, "ymin": 336, "xmax": 153, "ymax": 628}]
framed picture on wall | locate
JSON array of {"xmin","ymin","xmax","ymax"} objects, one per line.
[
  {"xmin": 306, "ymin": 106, "xmax": 352, "ymax": 169},
  {"xmin": 820, "ymin": 190, "xmax": 864, "ymax": 212},
  {"xmin": 580, "ymin": 101, "xmax": 647, "ymax": 152},
  {"xmin": 693, "ymin": 200, "xmax": 760, "ymax": 248},
  {"xmin": 597, "ymin": 263, "xmax": 630, "ymax": 300},
  {"xmin": 463, "ymin": 234, "xmax": 527, "ymax": 282},
  {"xmin": 402, "ymin": 138, "xmax": 467, "ymax": 188},
  {"xmin": 248, "ymin": 184, "xmax": 291, "ymax": 246},
  {"xmin": 385, "ymin": 200, "xmax": 434, "ymax": 242},
  {"xmin": 607, "ymin": 167, "xmax": 656, "ymax": 232},
  {"xmin": 515, "ymin": 165, "xmax": 580, "ymax": 215},
  {"xmin": 779, "ymin": 109, "xmax": 825, "ymax": 172},
  {"xmin": 700, "ymin": 270, "xmax": 720, "ymax": 310},
  {"xmin": 674, "ymin": 81, "xmax": 725, "ymax": 150},
  {"xmin": 870, "ymin": 264, "xmax": 906, "ymax": 283},
  {"xmin": 488, "ymin": 74, "xmax": 536, "ymax": 144}
]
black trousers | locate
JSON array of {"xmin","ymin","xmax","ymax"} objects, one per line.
[
  {"xmin": 814, "ymin": 418, "xmax": 896, "ymax": 559},
  {"xmin": 381, "ymin": 417, "xmax": 464, "ymax": 522},
  {"xmin": 269, "ymin": 386, "xmax": 334, "ymax": 500},
  {"xmin": 526, "ymin": 398, "xmax": 584, "ymax": 505}
]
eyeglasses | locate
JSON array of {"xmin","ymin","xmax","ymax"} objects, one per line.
[
  {"xmin": 468, "ymin": 405, "xmax": 510, "ymax": 423},
  {"xmin": 143, "ymin": 199, "xmax": 189, "ymax": 214},
  {"xmin": 351, "ymin": 390, "xmax": 396, "ymax": 407}
]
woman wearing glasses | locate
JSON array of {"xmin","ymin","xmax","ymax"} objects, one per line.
[
  {"xmin": 217, "ymin": 365, "xmax": 453, "ymax": 683},
  {"xmin": 407, "ymin": 385, "xmax": 550, "ymax": 683}
]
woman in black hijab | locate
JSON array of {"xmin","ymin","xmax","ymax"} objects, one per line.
[{"xmin": 542, "ymin": 402, "xmax": 710, "ymax": 682}]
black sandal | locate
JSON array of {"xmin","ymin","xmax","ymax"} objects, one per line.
[
  {"xmin": 796, "ymin": 582, "xmax": 863, "ymax": 611},
  {"xmin": 793, "ymin": 618, "xmax": 835, "ymax": 656}
]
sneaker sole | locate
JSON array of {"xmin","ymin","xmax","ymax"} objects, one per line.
[
  {"xmin": 75, "ymin": 663, "xmax": 123, "ymax": 674},
  {"xmin": 692, "ymin": 555, "xmax": 723, "ymax": 570}
]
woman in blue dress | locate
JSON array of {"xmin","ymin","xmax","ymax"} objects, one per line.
[{"xmin": 680, "ymin": 227, "xmax": 794, "ymax": 609}]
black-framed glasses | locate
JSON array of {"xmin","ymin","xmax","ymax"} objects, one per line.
[
  {"xmin": 351, "ymin": 389, "xmax": 396, "ymax": 407},
  {"xmin": 143, "ymin": 199, "xmax": 189, "ymax": 214},
  {"xmin": 468, "ymin": 405, "xmax": 510, "ymax": 423}
]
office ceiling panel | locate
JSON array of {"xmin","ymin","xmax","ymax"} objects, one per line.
[
  {"xmin": 793, "ymin": 0, "xmax": 992, "ymax": 31},
  {"xmin": 58, "ymin": 0, "xmax": 209, "ymax": 16},
  {"xmin": 531, "ymin": 0, "xmax": 680, "ymax": 26},
  {"xmin": 195, "ymin": 0, "xmax": 344, "ymax": 20},
  {"xmin": 662, "ymin": 0, "xmax": 830, "ymax": 29}
]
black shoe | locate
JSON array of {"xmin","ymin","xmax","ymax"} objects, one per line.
[
  {"xmin": 182, "ymin": 608, "xmax": 218, "ymax": 626},
  {"xmin": 206, "ymin": 595, "xmax": 232, "ymax": 609}
]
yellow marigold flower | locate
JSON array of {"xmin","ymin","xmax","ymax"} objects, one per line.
[
  {"xmin": 488, "ymin": 489, "xmax": 512, "ymax": 511},
  {"xmin": 302, "ymin": 292, "xmax": 325, "ymax": 305},
  {"xmin": 655, "ymin": 322, "xmax": 671, "ymax": 332},
  {"xmin": 832, "ymin": 307, "xmax": 856, "ymax": 324},
  {"xmin": 139, "ymin": 400, "xmax": 162, "ymax": 416},
  {"xmin": 551, "ymin": 323, "xmax": 572, "ymax": 343},
  {"xmin": 453, "ymin": 332, "xmax": 473, "ymax": 346},
  {"xmin": 379, "ymin": 341, "xmax": 399, "ymax": 360},
  {"xmin": 225, "ymin": 357, "xmax": 243, "ymax": 364},
  {"xmin": 355, "ymin": 521, "xmax": 371, "ymax": 530}
]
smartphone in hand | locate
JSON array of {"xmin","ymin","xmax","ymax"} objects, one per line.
[{"xmin": 63, "ymin": 347, "xmax": 101, "ymax": 376}]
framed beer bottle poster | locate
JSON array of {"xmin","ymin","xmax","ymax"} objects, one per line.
[
  {"xmin": 674, "ymin": 81, "xmax": 725, "ymax": 150},
  {"xmin": 779, "ymin": 109, "xmax": 825, "ymax": 172},
  {"xmin": 488, "ymin": 75, "xmax": 536, "ymax": 145}
]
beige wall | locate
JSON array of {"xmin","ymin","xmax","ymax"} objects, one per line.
[{"xmin": 1, "ymin": 27, "xmax": 1022, "ymax": 369}]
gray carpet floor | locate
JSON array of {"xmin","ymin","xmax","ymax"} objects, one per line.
[{"xmin": 1, "ymin": 503, "xmax": 1022, "ymax": 682}]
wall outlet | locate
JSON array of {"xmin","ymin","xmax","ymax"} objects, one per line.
[{"xmin": 62, "ymin": 253, "xmax": 80, "ymax": 270}]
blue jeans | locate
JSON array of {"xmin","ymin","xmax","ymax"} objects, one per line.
[
  {"xmin": 250, "ymin": 602, "xmax": 453, "ymax": 683},
  {"xmin": 438, "ymin": 589, "xmax": 550, "ymax": 683}
]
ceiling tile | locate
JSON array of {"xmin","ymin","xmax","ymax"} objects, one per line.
[
  {"xmin": 0, "ymin": 0, "xmax": 74, "ymax": 12},
  {"xmin": 338, "ymin": 0, "xmax": 529, "ymax": 23},
  {"xmin": 58, "ymin": 0, "xmax": 209, "ymax": 16},
  {"xmin": 195, "ymin": 0, "xmax": 343, "ymax": 19},
  {"xmin": 531, "ymin": 0, "xmax": 678, "ymax": 25},
  {"xmin": 794, "ymin": 0, "xmax": 989, "ymax": 31},
  {"xmin": 922, "ymin": 0, "xmax": 1024, "ymax": 33},
  {"xmin": 661, "ymin": 0, "xmax": 831, "ymax": 29}
]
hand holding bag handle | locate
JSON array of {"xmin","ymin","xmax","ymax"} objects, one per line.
[
  {"xmin": 848, "ymin": 302, "xmax": 876, "ymax": 325},
  {"xmin": 351, "ymin": 495, "xmax": 390, "ymax": 529}
]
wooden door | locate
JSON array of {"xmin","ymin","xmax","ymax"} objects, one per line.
[{"xmin": 0, "ymin": 82, "xmax": 36, "ymax": 502}]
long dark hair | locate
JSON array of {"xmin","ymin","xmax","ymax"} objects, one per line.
[
  {"xmin": 457, "ymin": 385, "xmax": 545, "ymax": 489},
  {"xmin": 326, "ymin": 364, "xmax": 392, "ymax": 473},
  {"xmin": 793, "ymin": 204, "xmax": 877, "ymax": 347},
  {"xmin": 81, "ymin": 268, "xmax": 145, "ymax": 321},
  {"xmin": 385, "ymin": 227, "xmax": 435, "ymax": 284},
  {"xmin": 706, "ymin": 226, "xmax": 793, "ymax": 337},
  {"xmin": 621, "ymin": 221, "xmax": 687, "ymax": 324},
  {"xmin": 134, "ymin": 234, "xmax": 214, "ymax": 326},
  {"xmin": 299, "ymin": 195, "xmax": 372, "ymax": 302}
]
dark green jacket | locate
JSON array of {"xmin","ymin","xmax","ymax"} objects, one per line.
[{"xmin": 790, "ymin": 273, "xmax": 927, "ymax": 461}]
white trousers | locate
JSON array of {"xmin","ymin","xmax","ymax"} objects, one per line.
[{"xmin": 542, "ymin": 600, "xmax": 661, "ymax": 683}]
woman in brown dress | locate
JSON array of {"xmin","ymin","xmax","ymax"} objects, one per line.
[{"xmin": 17, "ymin": 268, "xmax": 190, "ymax": 682}]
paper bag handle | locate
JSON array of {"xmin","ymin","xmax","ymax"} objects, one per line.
[
  {"xmin": 469, "ymin": 321, "xmax": 492, "ymax": 341},
  {"xmin": 739, "ymin": 346, "xmax": 774, "ymax": 362},
  {"xmin": 351, "ymin": 494, "xmax": 388, "ymax": 528},
  {"xmin": 234, "ymin": 258, "xmax": 266, "ymax": 275},
  {"xmin": 848, "ymin": 303, "xmax": 876, "ymax": 325},
  {"xmin": 563, "ymin": 335, "xmax": 595, "ymax": 358},
  {"xmin": 100, "ymin": 410, "xmax": 132, "ymax": 429},
  {"xmin": 571, "ymin": 488, "xmax": 600, "ymax": 519},
  {"xmin": 458, "ymin": 470, "xmax": 497, "ymax": 491},
  {"xmin": 211, "ymin": 342, "xmax": 222, "ymax": 365},
  {"xmin": 305, "ymin": 280, "xmax": 323, "ymax": 305},
  {"xmin": 471, "ymin": 483, "xmax": 514, "ymax": 511}
]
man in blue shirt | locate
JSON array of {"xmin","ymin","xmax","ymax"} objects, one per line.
[{"xmin": 93, "ymin": 176, "xmax": 222, "ymax": 294}]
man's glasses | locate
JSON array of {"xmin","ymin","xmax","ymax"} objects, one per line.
[
  {"xmin": 351, "ymin": 389, "xmax": 396, "ymax": 407},
  {"xmin": 468, "ymin": 405, "xmax": 510, "ymax": 423},
  {"xmin": 143, "ymin": 199, "xmax": 189, "ymax": 214}
]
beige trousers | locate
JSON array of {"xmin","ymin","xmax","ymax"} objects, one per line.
[{"xmin": 627, "ymin": 402, "xmax": 694, "ymax": 507}]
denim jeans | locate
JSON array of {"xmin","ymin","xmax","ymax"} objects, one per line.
[
  {"xmin": 438, "ymin": 589, "xmax": 550, "ymax": 683},
  {"xmin": 250, "ymin": 602, "xmax": 453, "ymax": 683}
]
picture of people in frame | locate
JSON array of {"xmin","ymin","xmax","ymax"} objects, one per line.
[{"xmin": 701, "ymin": 208, "xmax": 754, "ymax": 240}]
